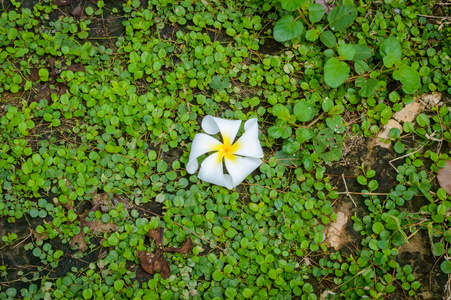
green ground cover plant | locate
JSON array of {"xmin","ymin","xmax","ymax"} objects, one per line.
[{"xmin": 0, "ymin": 0, "xmax": 451, "ymax": 299}]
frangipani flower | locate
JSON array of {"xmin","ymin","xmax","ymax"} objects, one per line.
[{"xmin": 187, "ymin": 115, "xmax": 264, "ymax": 189}]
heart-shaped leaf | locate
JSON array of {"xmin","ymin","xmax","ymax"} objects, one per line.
[
  {"xmin": 398, "ymin": 65, "xmax": 420, "ymax": 94},
  {"xmin": 281, "ymin": 0, "xmax": 306, "ymax": 11},
  {"xmin": 352, "ymin": 44, "xmax": 373, "ymax": 61},
  {"xmin": 309, "ymin": 3, "xmax": 325, "ymax": 23},
  {"xmin": 380, "ymin": 36, "xmax": 402, "ymax": 68},
  {"xmin": 358, "ymin": 78, "xmax": 379, "ymax": 97},
  {"xmin": 327, "ymin": 5, "xmax": 357, "ymax": 31},
  {"xmin": 273, "ymin": 15, "xmax": 304, "ymax": 42},
  {"xmin": 320, "ymin": 31, "xmax": 337, "ymax": 48},
  {"xmin": 324, "ymin": 57, "xmax": 350, "ymax": 88},
  {"xmin": 294, "ymin": 100, "xmax": 315, "ymax": 122}
]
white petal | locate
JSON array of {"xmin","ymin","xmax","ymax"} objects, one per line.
[
  {"xmin": 198, "ymin": 152, "xmax": 231, "ymax": 188},
  {"xmin": 202, "ymin": 115, "xmax": 242, "ymax": 145},
  {"xmin": 233, "ymin": 118, "xmax": 264, "ymax": 158},
  {"xmin": 224, "ymin": 156, "xmax": 262, "ymax": 188},
  {"xmin": 186, "ymin": 133, "xmax": 222, "ymax": 174}
]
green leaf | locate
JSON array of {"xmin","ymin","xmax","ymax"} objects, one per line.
[
  {"xmin": 114, "ymin": 279, "xmax": 124, "ymax": 291},
  {"xmin": 338, "ymin": 44, "xmax": 356, "ymax": 60},
  {"xmin": 32, "ymin": 153, "xmax": 42, "ymax": 165},
  {"xmin": 111, "ymin": 116, "xmax": 120, "ymax": 126},
  {"xmin": 309, "ymin": 3, "xmax": 325, "ymax": 23},
  {"xmin": 358, "ymin": 78, "xmax": 378, "ymax": 97},
  {"xmin": 320, "ymin": 31, "xmax": 336, "ymax": 48},
  {"xmin": 280, "ymin": 0, "xmax": 306, "ymax": 11},
  {"xmin": 293, "ymin": 100, "xmax": 315, "ymax": 122},
  {"xmin": 22, "ymin": 161, "xmax": 33, "ymax": 175},
  {"xmin": 85, "ymin": 6, "xmax": 94, "ymax": 15},
  {"xmin": 18, "ymin": 122, "xmax": 28, "ymax": 135},
  {"xmin": 441, "ymin": 261, "xmax": 451, "ymax": 274},
  {"xmin": 125, "ymin": 167, "xmax": 135, "ymax": 178},
  {"xmin": 398, "ymin": 65, "xmax": 420, "ymax": 94},
  {"xmin": 325, "ymin": 115, "xmax": 345, "ymax": 133},
  {"xmin": 83, "ymin": 289, "xmax": 93, "ymax": 299},
  {"xmin": 354, "ymin": 60, "xmax": 369, "ymax": 75},
  {"xmin": 372, "ymin": 222, "xmax": 384, "ymax": 234},
  {"xmin": 380, "ymin": 37, "xmax": 402, "ymax": 68},
  {"xmin": 394, "ymin": 140, "xmax": 405, "ymax": 154},
  {"xmin": 416, "ymin": 113, "xmax": 429, "ymax": 127},
  {"xmin": 209, "ymin": 76, "xmax": 230, "ymax": 90},
  {"xmin": 272, "ymin": 104, "xmax": 290, "ymax": 121},
  {"xmin": 324, "ymin": 57, "xmax": 350, "ymax": 88},
  {"xmin": 327, "ymin": 5, "xmax": 357, "ymax": 31},
  {"xmin": 352, "ymin": 45, "xmax": 372, "ymax": 61},
  {"xmin": 273, "ymin": 15, "xmax": 304, "ymax": 42},
  {"xmin": 242, "ymin": 288, "xmax": 254, "ymax": 298},
  {"xmin": 322, "ymin": 98, "xmax": 334, "ymax": 112},
  {"xmin": 433, "ymin": 242, "xmax": 445, "ymax": 256}
]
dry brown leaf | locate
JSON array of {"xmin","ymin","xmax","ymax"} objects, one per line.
[
  {"xmin": 315, "ymin": 0, "xmax": 336, "ymax": 14},
  {"xmin": 70, "ymin": 232, "xmax": 87, "ymax": 252},
  {"xmin": 33, "ymin": 230, "xmax": 49, "ymax": 243},
  {"xmin": 68, "ymin": 64, "xmax": 86, "ymax": 72},
  {"xmin": 52, "ymin": 0, "xmax": 78, "ymax": 6},
  {"xmin": 164, "ymin": 237, "xmax": 193, "ymax": 254},
  {"xmin": 30, "ymin": 68, "xmax": 39, "ymax": 81},
  {"xmin": 71, "ymin": 1, "xmax": 83, "ymax": 18},
  {"xmin": 81, "ymin": 220, "xmax": 118, "ymax": 235},
  {"xmin": 149, "ymin": 227, "xmax": 164, "ymax": 248},
  {"xmin": 137, "ymin": 250, "xmax": 171, "ymax": 279},
  {"xmin": 92, "ymin": 193, "xmax": 110, "ymax": 212},
  {"xmin": 437, "ymin": 160, "xmax": 451, "ymax": 193},
  {"xmin": 57, "ymin": 82, "xmax": 68, "ymax": 95}
]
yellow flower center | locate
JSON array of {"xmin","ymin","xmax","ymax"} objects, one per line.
[{"xmin": 214, "ymin": 137, "xmax": 239, "ymax": 162}]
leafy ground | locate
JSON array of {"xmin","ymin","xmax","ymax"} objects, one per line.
[{"xmin": 0, "ymin": 0, "xmax": 451, "ymax": 299}]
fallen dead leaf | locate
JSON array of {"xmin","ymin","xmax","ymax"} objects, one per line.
[
  {"xmin": 315, "ymin": 0, "xmax": 336, "ymax": 14},
  {"xmin": 81, "ymin": 220, "xmax": 118, "ymax": 235},
  {"xmin": 437, "ymin": 160, "xmax": 451, "ymax": 193},
  {"xmin": 374, "ymin": 119, "xmax": 403, "ymax": 149},
  {"xmin": 52, "ymin": 0, "xmax": 78, "ymax": 6},
  {"xmin": 149, "ymin": 227, "xmax": 164, "ymax": 248},
  {"xmin": 137, "ymin": 250, "xmax": 171, "ymax": 279},
  {"xmin": 138, "ymin": 228, "xmax": 193, "ymax": 279},
  {"xmin": 30, "ymin": 68, "xmax": 39, "ymax": 81},
  {"xmin": 71, "ymin": 1, "xmax": 83, "ymax": 18},
  {"xmin": 326, "ymin": 211, "xmax": 348, "ymax": 250},
  {"xmin": 70, "ymin": 232, "xmax": 87, "ymax": 252},
  {"xmin": 68, "ymin": 64, "xmax": 86, "ymax": 72},
  {"xmin": 393, "ymin": 102, "xmax": 424, "ymax": 123},
  {"xmin": 164, "ymin": 237, "xmax": 193, "ymax": 254}
]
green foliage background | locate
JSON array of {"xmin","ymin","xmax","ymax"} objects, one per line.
[{"xmin": 0, "ymin": 0, "xmax": 451, "ymax": 299}]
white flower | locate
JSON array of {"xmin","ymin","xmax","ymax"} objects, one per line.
[{"xmin": 186, "ymin": 115, "xmax": 264, "ymax": 189}]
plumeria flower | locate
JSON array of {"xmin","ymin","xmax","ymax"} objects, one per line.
[{"xmin": 187, "ymin": 115, "xmax": 264, "ymax": 189}]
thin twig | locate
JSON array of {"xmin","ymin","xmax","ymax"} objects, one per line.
[
  {"xmin": 389, "ymin": 144, "xmax": 426, "ymax": 173},
  {"xmin": 336, "ymin": 191, "xmax": 390, "ymax": 196},
  {"xmin": 417, "ymin": 14, "xmax": 451, "ymax": 19},
  {"xmin": 341, "ymin": 174, "xmax": 357, "ymax": 207},
  {"xmin": 12, "ymin": 228, "xmax": 33, "ymax": 249}
]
